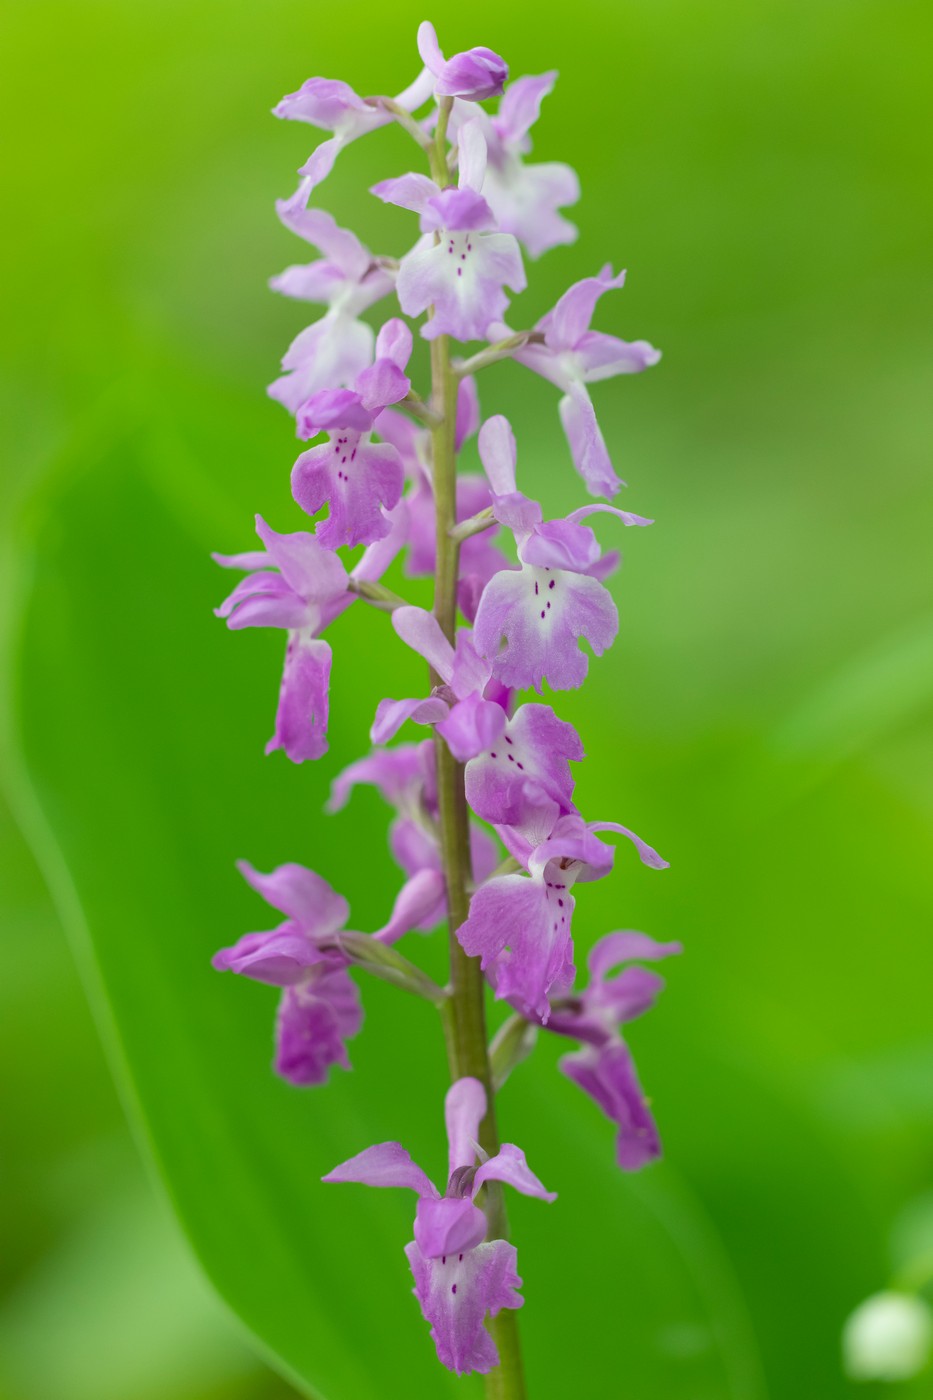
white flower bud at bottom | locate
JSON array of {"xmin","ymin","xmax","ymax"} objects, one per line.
[{"xmin": 843, "ymin": 1291, "xmax": 933, "ymax": 1382}]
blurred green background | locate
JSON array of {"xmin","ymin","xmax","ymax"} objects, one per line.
[{"xmin": 2, "ymin": 1, "xmax": 932, "ymax": 1397}]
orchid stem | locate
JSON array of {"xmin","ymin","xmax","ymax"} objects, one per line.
[
  {"xmin": 347, "ymin": 577, "xmax": 408, "ymax": 611},
  {"xmin": 429, "ymin": 282, "xmax": 527, "ymax": 1398},
  {"xmin": 454, "ymin": 332, "xmax": 543, "ymax": 378}
]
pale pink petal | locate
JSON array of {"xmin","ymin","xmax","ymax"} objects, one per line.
[{"xmin": 323, "ymin": 1141, "xmax": 438, "ymax": 1197}]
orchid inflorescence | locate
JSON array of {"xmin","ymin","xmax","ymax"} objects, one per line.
[{"xmin": 211, "ymin": 20, "xmax": 679, "ymax": 1388}]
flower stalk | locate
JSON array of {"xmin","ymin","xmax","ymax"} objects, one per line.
[{"xmin": 429, "ymin": 208, "xmax": 526, "ymax": 1400}]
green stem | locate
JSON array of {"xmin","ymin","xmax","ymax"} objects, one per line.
[{"xmin": 428, "ymin": 161, "xmax": 527, "ymax": 1395}]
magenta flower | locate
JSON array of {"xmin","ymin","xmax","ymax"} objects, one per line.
[
  {"xmin": 371, "ymin": 605, "xmax": 509, "ymax": 763},
  {"xmin": 372, "ymin": 121, "xmax": 526, "ymax": 342},
  {"xmin": 472, "ymin": 415, "xmax": 652, "ymax": 690},
  {"xmin": 493, "ymin": 265, "xmax": 661, "ymax": 496},
  {"xmin": 290, "ymin": 321, "xmax": 413, "ymax": 548},
  {"xmin": 274, "ymin": 66, "xmax": 433, "ymax": 196},
  {"xmin": 457, "ymin": 817, "xmax": 668, "ymax": 1023},
  {"xmin": 417, "ymin": 22, "xmax": 508, "ymax": 102},
  {"xmin": 268, "ymin": 206, "xmax": 394, "ymax": 417},
  {"xmin": 212, "ymin": 860, "xmax": 362, "ymax": 1086},
  {"xmin": 323, "ymin": 1077, "xmax": 554, "ymax": 1375},
  {"xmin": 213, "ymin": 515, "xmax": 348, "ymax": 762},
  {"xmin": 453, "ymin": 73, "xmax": 580, "ymax": 257},
  {"xmin": 464, "ymin": 701, "xmax": 583, "ymax": 846},
  {"xmin": 546, "ymin": 932, "xmax": 681, "ymax": 1169}
]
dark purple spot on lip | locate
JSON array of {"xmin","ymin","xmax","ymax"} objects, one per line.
[
  {"xmin": 558, "ymin": 898, "xmax": 564, "ymax": 907},
  {"xmin": 507, "ymin": 754, "xmax": 514, "ymax": 762},
  {"xmin": 540, "ymin": 610, "xmax": 545, "ymax": 618},
  {"xmin": 457, "ymin": 268, "xmax": 462, "ymax": 277},
  {"xmin": 490, "ymin": 751, "xmax": 497, "ymax": 758},
  {"xmin": 549, "ymin": 579, "xmax": 556, "ymax": 589},
  {"xmin": 534, "ymin": 582, "xmax": 539, "ymax": 595},
  {"xmin": 505, "ymin": 736, "xmax": 513, "ymax": 745},
  {"xmin": 451, "ymin": 1284, "xmax": 457, "ymax": 1294},
  {"xmin": 516, "ymin": 761, "xmax": 524, "ymax": 770},
  {"xmin": 459, "ymin": 1254, "xmax": 463, "ymax": 1262},
  {"xmin": 546, "ymin": 602, "xmax": 551, "ymax": 610},
  {"xmin": 442, "ymin": 1256, "xmax": 446, "ymax": 1265}
]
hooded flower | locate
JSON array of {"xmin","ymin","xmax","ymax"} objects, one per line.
[
  {"xmin": 291, "ymin": 320, "xmax": 413, "ymax": 548},
  {"xmin": 274, "ymin": 65, "xmax": 434, "ymax": 196},
  {"xmin": 545, "ymin": 931, "xmax": 681, "ymax": 1169},
  {"xmin": 212, "ymin": 860, "xmax": 363, "ymax": 1086},
  {"xmin": 268, "ymin": 207, "xmax": 395, "ymax": 416},
  {"xmin": 472, "ymin": 415, "xmax": 652, "ymax": 690},
  {"xmin": 416, "ymin": 22, "xmax": 508, "ymax": 102},
  {"xmin": 457, "ymin": 816, "xmax": 668, "ymax": 1022},
  {"xmin": 372, "ymin": 120, "xmax": 526, "ymax": 342},
  {"xmin": 491, "ymin": 265, "xmax": 660, "ymax": 496},
  {"xmin": 323, "ymin": 1077, "xmax": 554, "ymax": 1375}
]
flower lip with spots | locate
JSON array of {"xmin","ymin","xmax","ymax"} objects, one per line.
[
  {"xmin": 290, "ymin": 320, "xmax": 414, "ymax": 549},
  {"xmin": 472, "ymin": 415, "xmax": 653, "ymax": 691},
  {"xmin": 372, "ymin": 120, "xmax": 526, "ymax": 342},
  {"xmin": 457, "ymin": 816, "xmax": 668, "ymax": 1023}
]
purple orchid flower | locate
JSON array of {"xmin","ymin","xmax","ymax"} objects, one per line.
[
  {"xmin": 371, "ymin": 605, "xmax": 510, "ymax": 763},
  {"xmin": 546, "ymin": 932, "xmax": 681, "ymax": 1169},
  {"xmin": 417, "ymin": 22, "xmax": 508, "ymax": 102},
  {"xmin": 372, "ymin": 120, "xmax": 526, "ymax": 342},
  {"xmin": 464, "ymin": 700, "xmax": 583, "ymax": 847},
  {"xmin": 457, "ymin": 816, "xmax": 668, "ymax": 1023},
  {"xmin": 268, "ymin": 207, "xmax": 395, "ymax": 417},
  {"xmin": 451, "ymin": 73, "xmax": 580, "ymax": 258},
  {"xmin": 212, "ymin": 860, "xmax": 363, "ymax": 1086},
  {"xmin": 213, "ymin": 515, "xmax": 348, "ymax": 762},
  {"xmin": 490, "ymin": 265, "xmax": 661, "ymax": 496},
  {"xmin": 323, "ymin": 1077, "xmax": 554, "ymax": 1375},
  {"xmin": 274, "ymin": 65, "xmax": 434, "ymax": 197},
  {"xmin": 290, "ymin": 320, "xmax": 413, "ymax": 548},
  {"xmin": 472, "ymin": 415, "xmax": 653, "ymax": 690},
  {"xmin": 214, "ymin": 505, "xmax": 409, "ymax": 761}
]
